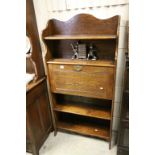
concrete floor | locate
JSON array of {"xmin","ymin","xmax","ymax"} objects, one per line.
[{"xmin": 27, "ymin": 131, "xmax": 117, "ymax": 155}]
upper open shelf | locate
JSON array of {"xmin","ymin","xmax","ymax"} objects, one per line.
[
  {"xmin": 42, "ymin": 14, "xmax": 120, "ymax": 40},
  {"xmin": 44, "ymin": 34, "xmax": 117, "ymax": 40},
  {"xmin": 42, "ymin": 14, "xmax": 120, "ymax": 62}
]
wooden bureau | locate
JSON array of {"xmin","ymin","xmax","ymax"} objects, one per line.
[{"xmin": 42, "ymin": 14, "xmax": 120, "ymax": 149}]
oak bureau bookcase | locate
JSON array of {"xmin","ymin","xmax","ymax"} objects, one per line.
[{"xmin": 42, "ymin": 14, "xmax": 120, "ymax": 148}]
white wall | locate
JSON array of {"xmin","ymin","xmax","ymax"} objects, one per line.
[{"xmin": 33, "ymin": 0, "xmax": 129, "ymax": 132}]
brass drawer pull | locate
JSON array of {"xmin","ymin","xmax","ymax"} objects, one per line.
[
  {"xmin": 73, "ymin": 65, "xmax": 83, "ymax": 72},
  {"xmin": 99, "ymin": 87, "xmax": 104, "ymax": 91}
]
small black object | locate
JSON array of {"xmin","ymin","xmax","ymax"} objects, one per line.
[{"xmin": 87, "ymin": 44, "xmax": 97, "ymax": 60}]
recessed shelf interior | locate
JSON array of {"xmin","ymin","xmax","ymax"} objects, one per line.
[
  {"xmin": 54, "ymin": 94, "xmax": 112, "ymax": 120},
  {"xmin": 57, "ymin": 112, "xmax": 110, "ymax": 140},
  {"xmin": 45, "ymin": 39, "xmax": 116, "ymax": 61}
]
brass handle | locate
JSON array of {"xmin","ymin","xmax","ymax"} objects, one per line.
[
  {"xmin": 99, "ymin": 87, "xmax": 104, "ymax": 91},
  {"xmin": 73, "ymin": 65, "xmax": 83, "ymax": 72}
]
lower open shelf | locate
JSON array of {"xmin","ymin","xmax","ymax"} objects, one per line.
[
  {"xmin": 56, "ymin": 112, "xmax": 110, "ymax": 140},
  {"xmin": 54, "ymin": 94, "xmax": 112, "ymax": 120},
  {"xmin": 54, "ymin": 102, "xmax": 111, "ymax": 120}
]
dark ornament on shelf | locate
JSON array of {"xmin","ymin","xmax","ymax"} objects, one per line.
[
  {"xmin": 71, "ymin": 42, "xmax": 79, "ymax": 59},
  {"xmin": 71, "ymin": 42, "xmax": 87, "ymax": 59},
  {"xmin": 87, "ymin": 44, "xmax": 97, "ymax": 60}
]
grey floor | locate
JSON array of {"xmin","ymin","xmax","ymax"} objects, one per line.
[{"xmin": 27, "ymin": 131, "xmax": 117, "ymax": 155}]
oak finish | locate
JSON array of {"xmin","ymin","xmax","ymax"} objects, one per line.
[
  {"xmin": 26, "ymin": 79, "xmax": 53, "ymax": 155},
  {"xmin": 57, "ymin": 113, "xmax": 110, "ymax": 140},
  {"xmin": 47, "ymin": 59, "xmax": 115, "ymax": 67},
  {"xmin": 48, "ymin": 64, "xmax": 114, "ymax": 100},
  {"xmin": 44, "ymin": 34, "xmax": 117, "ymax": 40},
  {"xmin": 42, "ymin": 14, "xmax": 120, "ymax": 149},
  {"xmin": 54, "ymin": 101, "xmax": 111, "ymax": 120},
  {"xmin": 26, "ymin": 77, "xmax": 46, "ymax": 92},
  {"xmin": 45, "ymin": 40, "xmax": 116, "ymax": 60},
  {"xmin": 58, "ymin": 121, "xmax": 110, "ymax": 140},
  {"xmin": 42, "ymin": 14, "xmax": 119, "ymax": 36}
]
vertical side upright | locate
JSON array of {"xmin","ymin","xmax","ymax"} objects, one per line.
[
  {"xmin": 109, "ymin": 16, "xmax": 121, "ymax": 149},
  {"xmin": 42, "ymin": 21, "xmax": 57, "ymax": 135}
]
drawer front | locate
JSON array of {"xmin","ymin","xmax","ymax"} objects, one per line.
[{"xmin": 48, "ymin": 64, "xmax": 114, "ymax": 99}]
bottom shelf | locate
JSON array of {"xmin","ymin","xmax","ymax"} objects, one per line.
[{"xmin": 57, "ymin": 112, "xmax": 110, "ymax": 140}]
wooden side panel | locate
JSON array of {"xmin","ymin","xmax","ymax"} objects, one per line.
[
  {"xmin": 27, "ymin": 99, "xmax": 44, "ymax": 144},
  {"xmin": 38, "ymin": 92, "xmax": 52, "ymax": 133},
  {"xmin": 26, "ymin": 80, "xmax": 53, "ymax": 154}
]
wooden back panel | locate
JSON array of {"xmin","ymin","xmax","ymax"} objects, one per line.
[
  {"xmin": 43, "ymin": 14, "xmax": 120, "ymax": 36},
  {"xmin": 46, "ymin": 39, "xmax": 116, "ymax": 60}
]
